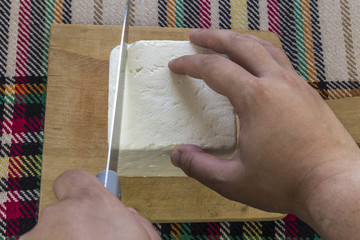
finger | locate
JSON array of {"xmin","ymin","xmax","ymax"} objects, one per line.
[
  {"xmin": 53, "ymin": 169, "xmax": 111, "ymax": 201},
  {"xmin": 128, "ymin": 208, "xmax": 161, "ymax": 240},
  {"xmin": 171, "ymin": 145, "xmax": 243, "ymax": 194},
  {"xmin": 240, "ymin": 33, "xmax": 294, "ymax": 70},
  {"xmin": 188, "ymin": 29, "xmax": 282, "ymax": 77},
  {"xmin": 169, "ymin": 54, "xmax": 255, "ymax": 107}
]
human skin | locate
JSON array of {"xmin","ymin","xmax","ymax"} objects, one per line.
[
  {"xmin": 169, "ymin": 29, "xmax": 360, "ymax": 239},
  {"xmin": 20, "ymin": 170, "xmax": 161, "ymax": 240},
  {"xmin": 21, "ymin": 29, "xmax": 360, "ymax": 239}
]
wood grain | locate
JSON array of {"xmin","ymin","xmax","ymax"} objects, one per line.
[
  {"xmin": 327, "ymin": 97, "xmax": 360, "ymax": 146},
  {"xmin": 40, "ymin": 24, "xmax": 360, "ymax": 223}
]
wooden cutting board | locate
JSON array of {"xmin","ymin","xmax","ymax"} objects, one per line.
[{"xmin": 40, "ymin": 24, "xmax": 360, "ymax": 223}]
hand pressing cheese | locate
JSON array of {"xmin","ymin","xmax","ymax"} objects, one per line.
[{"xmin": 108, "ymin": 41, "xmax": 236, "ymax": 176}]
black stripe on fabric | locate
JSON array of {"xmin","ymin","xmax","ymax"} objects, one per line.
[
  {"xmin": 18, "ymin": 193, "xmax": 37, "ymax": 216},
  {"xmin": 19, "ymin": 176, "xmax": 39, "ymax": 191},
  {"xmin": 14, "ymin": 92, "xmax": 23, "ymax": 119},
  {"xmin": 327, "ymin": 82, "xmax": 343, "ymax": 94},
  {"xmin": 22, "ymin": 76, "xmax": 46, "ymax": 84},
  {"xmin": 314, "ymin": 80, "xmax": 328, "ymax": 99},
  {"xmin": 309, "ymin": 0, "xmax": 328, "ymax": 98},
  {"xmin": 0, "ymin": 178, "xmax": 7, "ymax": 191},
  {"xmin": 219, "ymin": 0, "xmax": 231, "ymax": 29},
  {"xmin": 322, "ymin": 80, "xmax": 360, "ymax": 98},
  {"xmin": 332, "ymin": 81, "xmax": 346, "ymax": 92},
  {"xmin": 22, "ymin": 140, "xmax": 43, "ymax": 156},
  {"xmin": 158, "ymin": 0, "xmax": 167, "ymax": 27},
  {"xmin": 0, "ymin": 106, "xmax": 4, "ymax": 125},
  {"xmin": 349, "ymin": 80, "xmax": 360, "ymax": 89},
  {"xmin": 0, "ymin": 77, "xmax": 14, "ymax": 122},
  {"xmin": 63, "ymin": 0, "xmax": 72, "ymax": 24},
  {"xmin": 0, "ymin": 0, "xmax": 11, "ymax": 76},
  {"xmin": 278, "ymin": 1, "xmax": 299, "ymax": 73},
  {"xmin": 260, "ymin": 221, "xmax": 276, "ymax": 237},
  {"xmin": 156, "ymin": 223, "xmax": 172, "ymax": 235},
  {"xmin": 7, "ymin": 177, "xmax": 21, "ymax": 192},
  {"xmin": 0, "ymin": 76, "xmax": 7, "ymax": 85},
  {"xmin": 17, "ymin": 214, "xmax": 38, "ymax": 236},
  {"xmin": 188, "ymin": 223, "xmax": 208, "ymax": 235},
  {"xmin": 0, "ymin": 78, "xmax": 5, "ymax": 121},
  {"xmin": 28, "ymin": 1, "xmax": 46, "ymax": 76},
  {"xmin": 0, "ymin": 219, "xmax": 6, "ymax": 236},
  {"xmin": 25, "ymin": 100, "xmax": 45, "ymax": 118},
  {"xmin": 229, "ymin": 222, "xmax": 244, "ymax": 235},
  {"xmin": 184, "ymin": 0, "xmax": 199, "ymax": 28},
  {"xmin": 0, "ymin": 143, "xmax": 11, "ymax": 158},
  {"xmin": 247, "ymin": 0, "xmax": 260, "ymax": 30},
  {"xmin": 296, "ymin": 218, "xmax": 319, "ymax": 237},
  {"xmin": 6, "ymin": 219, "xmax": 21, "ymax": 238},
  {"xmin": 338, "ymin": 80, "xmax": 360, "ymax": 95}
]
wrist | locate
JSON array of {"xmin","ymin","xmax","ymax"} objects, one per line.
[{"xmin": 294, "ymin": 155, "xmax": 360, "ymax": 239}]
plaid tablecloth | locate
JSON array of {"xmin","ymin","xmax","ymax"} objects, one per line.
[{"xmin": 1, "ymin": 0, "xmax": 360, "ymax": 239}]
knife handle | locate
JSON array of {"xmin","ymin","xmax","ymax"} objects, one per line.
[{"xmin": 96, "ymin": 170, "xmax": 121, "ymax": 199}]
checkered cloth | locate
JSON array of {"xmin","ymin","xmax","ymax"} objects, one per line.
[{"xmin": 1, "ymin": 0, "xmax": 360, "ymax": 239}]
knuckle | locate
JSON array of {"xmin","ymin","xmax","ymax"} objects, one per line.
[
  {"xmin": 206, "ymin": 38, "xmax": 219, "ymax": 50},
  {"xmin": 206, "ymin": 30, "xmax": 228, "ymax": 49},
  {"xmin": 55, "ymin": 169, "xmax": 89, "ymax": 186},
  {"xmin": 41, "ymin": 199, "xmax": 85, "ymax": 220},
  {"xmin": 199, "ymin": 55, "xmax": 225, "ymax": 77},
  {"xmin": 249, "ymin": 78, "xmax": 267, "ymax": 96},
  {"xmin": 247, "ymin": 40, "xmax": 265, "ymax": 54},
  {"xmin": 57, "ymin": 169, "xmax": 95, "ymax": 187},
  {"xmin": 233, "ymin": 34, "xmax": 265, "ymax": 53},
  {"xmin": 73, "ymin": 195, "xmax": 98, "ymax": 208},
  {"xmin": 74, "ymin": 188, "xmax": 97, "ymax": 201},
  {"xmin": 62, "ymin": 198, "xmax": 94, "ymax": 215},
  {"xmin": 266, "ymin": 42, "xmax": 282, "ymax": 53},
  {"xmin": 229, "ymin": 32, "xmax": 243, "ymax": 42},
  {"xmin": 40, "ymin": 203, "xmax": 74, "ymax": 223},
  {"xmin": 272, "ymin": 69, "xmax": 300, "ymax": 87},
  {"xmin": 200, "ymin": 54, "xmax": 222, "ymax": 67},
  {"xmin": 54, "ymin": 169, "xmax": 102, "ymax": 200}
]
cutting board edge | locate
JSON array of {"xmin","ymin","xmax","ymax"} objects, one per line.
[{"xmin": 40, "ymin": 24, "xmax": 360, "ymax": 223}]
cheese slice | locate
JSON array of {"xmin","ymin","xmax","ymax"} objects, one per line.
[{"xmin": 109, "ymin": 41, "xmax": 236, "ymax": 177}]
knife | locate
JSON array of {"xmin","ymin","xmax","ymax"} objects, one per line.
[{"xmin": 96, "ymin": 0, "xmax": 130, "ymax": 199}]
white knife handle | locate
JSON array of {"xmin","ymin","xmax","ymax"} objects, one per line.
[{"xmin": 96, "ymin": 170, "xmax": 121, "ymax": 199}]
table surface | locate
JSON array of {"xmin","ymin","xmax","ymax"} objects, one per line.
[{"xmin": 2, "ymin": 1, "xmax": 360, "ymax": 238}]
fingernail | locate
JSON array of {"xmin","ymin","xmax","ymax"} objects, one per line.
[
  {"xmin": 171, "ymin": 149, "xmax": 181, "ymax": 167},
  {"xmin": 190, "ymin": 29, "xmax": 201, "ymax": 38},
  {"xmin": 169, "ymin": 58, "xmax": 179, "ymax": 70},
  {"xmin": 128, "ymin": 207, "xmax": 140, "ymax": 216},
  {"xmin": 192, "ymin": 28, "xmax": 202, "ymax": 33}
]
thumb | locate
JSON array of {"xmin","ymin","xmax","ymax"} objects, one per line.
[{"xmin": 171, "ymin": 144, "xmax": 241, "ymax": 194}]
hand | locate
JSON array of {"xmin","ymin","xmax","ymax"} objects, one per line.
[
  {"xmin": 20, "ymin": 170, "xmax": 160, "ymax": 240},
  {"xmin": 168, "ymin": 29, "xmax": 360, "ymax": 220}
]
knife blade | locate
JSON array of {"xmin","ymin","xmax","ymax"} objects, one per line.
[{"xmin": 96, "ymin": 0, "xmax": 130, "ymax": 199}]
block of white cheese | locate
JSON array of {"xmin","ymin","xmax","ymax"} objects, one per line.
[{"xmin": 109, "ymin": 41, "xmax": 236, "ymax": 177}]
